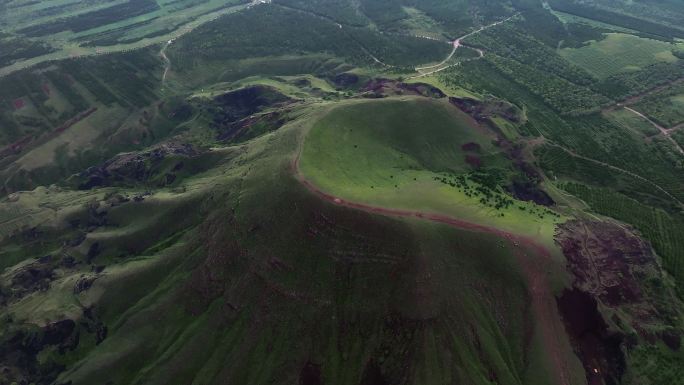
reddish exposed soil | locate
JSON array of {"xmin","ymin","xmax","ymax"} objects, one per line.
[
  {"xmin": 465, "ymin": 154, "xmax": 482, "ymax": 168},
  {"xmin": 331, "ymin": 72, "xmax": 359, "ymax": 88},
  {"xmin": 616, "ymin": 78, "xmax": 684, "ymax": 107},
  {"xmin": 292, "ymin": 151, "xmax": 572, "ymax": 385},
  {"xmin": 556, "ymin": 220, "xmax": 665, "ymax": 318},
  {"xmin": 0, "ymin": 135, "xmax": 33, "ymax": 159},
  {"xmin": 451, "ymin": 97, "xmax": 554, "ymax": 206},
  {"xmin": 205, "ymin": 85, "xmax": 293, "ymax": 142},
  {"xmin": 449, "ymin": 96, "xmax": 522, "ymax": 124},
  {"xmin": 78, "ymin": 141, "xmax": 199, "ymax": 189},
  {"xmin": 12, "ymin": 98, "xmax": 25, "ymax": 110},
  {"xmin": 507, "ymin": 178, "xmax": 554, "ymax": 206},
  {"xmin": 360, "ymin": 79, "xmax": 446, "ymax": 99},
  {"xmin": 42, "ymin": 83, "xmax": 51, "ymax": 97},
  {"xmin": 556, "ymin": 288, "xmax": 624, "ymax": 385},
  {"xmin": 359, "ymin": 360, "xmax": 389, "ymax": 385},
  {"xmin": 0, "ymin": 107, "xmax": 99, "ymax": 162},
  {"xmin": 555, "ymin": 219, "xmax": 684, "ymax": 384},
  {"xmin": 299, "ymin": 361, "xmax": 322, "ymax": 385},
  {"xmin": 54, "ymin": 107, "xmax": 97, "ymax": 134},
  {"xmin": 461, "ymin": 142, "xmax": 481, "ymax": 152}
]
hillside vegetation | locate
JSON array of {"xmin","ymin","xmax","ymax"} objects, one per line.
[{"xmin": 1, "ymin": 0, "xmax": 683, "ymax": 384}]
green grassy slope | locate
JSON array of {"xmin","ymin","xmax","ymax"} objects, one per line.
[
  {"xmin": 300, "ymin": 97, "xmax": 563, "ymax": 239},
  {"xmin": 1, "ymin": 1, "xmax": 684, "ymax": 384},
  {"xmin": 0, "ymin": 103, "xmax": 577, "ymax": 385},
  {"xmin": 0, "ymin": 36, "xmax": 274, "ymax": 195}
]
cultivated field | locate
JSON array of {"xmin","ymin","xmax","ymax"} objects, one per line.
[
  {"xmin": 631, "ymin": 82, "xmax": 684, "ymax": 128},
  {"xmin": 559, "ymin": 33, "xmax": 681, "ymax": 78},
  {"xmin": 0, "ymin": 0, "xmax": 253, "ymax": 77}
]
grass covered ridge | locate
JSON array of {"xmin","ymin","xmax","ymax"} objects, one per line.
[{"xmin": 300, "ymin": 97, "xmax": 563, "ymax": 239}]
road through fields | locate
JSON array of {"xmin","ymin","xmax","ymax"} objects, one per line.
[
  {"xmin": 622, "ymin": 106, "xmax": 684, "ymax": 154},
  {"xmin": 0, "ymin": 0, "xmax": 265, "ymax": 78},
  {"xmin": 412, "ymin": 14, "xmax": 517, "ymax": 78}
]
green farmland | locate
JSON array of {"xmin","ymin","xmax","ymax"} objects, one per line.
[{"xmin": 559, "ymin": 33, "xmax": 682, "ymax": 78}]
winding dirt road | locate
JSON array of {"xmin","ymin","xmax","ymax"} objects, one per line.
[
  {"xmin": 622, "ymin": 106, "xmax": 684, "ymax": 155},
  {"xmin": 292, "ymin": 147, "xmax": 573, "ymax": 385},
  {"xmin": 412, "ymin": 14, "xmax": 516, "ymax": 77},
  {"xmin": 159, "ymin": 40, "xmax": 173, "ymax": 83}
]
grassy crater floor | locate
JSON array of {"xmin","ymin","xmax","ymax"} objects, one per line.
[{"xmin": 299, "ymin": 97, "xmax": 563, "ymax": 242}]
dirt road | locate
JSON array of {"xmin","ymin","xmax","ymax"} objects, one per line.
[
  {"xmin": 0, "ymin": 1, "xmax": 262, "ymax": 78},
  {"xmin": 622, "ymin": 106, "xmax": 684, "ymax": 154},
  {"xmin": 412, "ymin": 14, "xmax": 516, "ymax": 77},
  {"xmin": 160, "ymin": 40, "xmax": 173, "ymax": 83}
]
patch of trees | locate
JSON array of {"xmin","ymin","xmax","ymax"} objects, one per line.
[
  {"xmin": 43, "ymin": 71, "xmax": 89, "ymax": 113},
  {"xmin": 273, "ymin": 0, "xmax": 368, "ymax": 26},
  {"xmin": 538, "ymin": 143, "xmax": 684, "ymax": 210},
  {"xmin": 402, "ymin": 0, "xmax": 511, "ymax": 38},
  {"xmin": 561, "ymin": 23, "xmax": 610, "ymax": 49},
  {"xmin": 0, "ymin": 46, "xmax": 163, "ymax": 147},
  {"xmin": 594, "ymin": 62, "xmax": 684, "ymax": 101},
  {"xmin": 632, "ymin": 83, "xmax": 684, "ymax": 128},
  {"xmin": 10, "ymin": 0, "xmax": 82, "ymax": 20},
  {"xmin": 59, "ymin": 48, "xmax": 162, "ymax": 108},
  {"xmin": 168, "ymin": 5, "xmax": 449, "ymax": 68},
  {"xmin": 674, "ymin": 131, "xmax": 684, "ymax": 149},
  {"xmin": 359, "ymin": 0, "xmax": 407, "ymax": 26},
  {"xmin": 0, "ymin": 34, "xmax": 55, "ymax": 67},
  {"xmin": 433, "ymin": 169, "xmax": 560, "ymax": 218},
  {"xmin": 434, "ymin": 171, "xmax": 516, "ymax": 213},
  {"xmin": 439, "ymin": 60, "xmax": 684, "ymax": 208},
  {"xmin": 79, "ymin": 18, "xmax": 161, "ymax": 47},
  {"xmin": 513, "ymin": 6, "xmax": 568, "ymax": 48},
  {"xmin": 485, "ymin": 55, "xmax": 610, "ymax": 115},
  {"xmin": 466, "ymin": 24, "xmax": 596, "ymax": 86}
]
